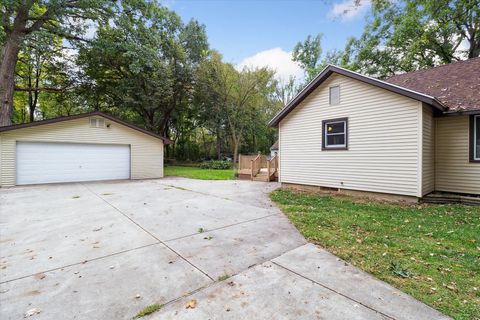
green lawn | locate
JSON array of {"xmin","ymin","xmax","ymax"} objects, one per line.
[
  {"xmin": 270, "ymin": 189, "xmax": 480, "ymax": 320},
  {"xmin": 164, "ymin": 165, "xmax": 235, "ymax": 180}
]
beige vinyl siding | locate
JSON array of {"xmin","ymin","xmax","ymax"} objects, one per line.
[
  {"xmin": 422, "ymin": 104, "xmax": 435, "ymax": 195},
  {"xmin": 0, "ymin": 116, "xmax": 163, "ymax": 187},
  {"xmin": 279, "ymin": 73, "xmax": 422, "ymax": 197},
  {"xmin": 435, "ymin": 115, "xmax": 480, "ymax": 194}
]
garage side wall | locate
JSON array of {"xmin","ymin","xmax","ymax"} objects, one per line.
[
  {"xmin": 279, "ymin": 73, "xmax": 422, "ymax": 197},
  {"xmin": 0, "ymin": 116, "xmax": 164, "ymax": 187}
]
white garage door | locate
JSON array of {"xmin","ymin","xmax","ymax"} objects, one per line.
[{"xmin": 16, "ymin": 142, "xmax": 130, "ymax": 185}]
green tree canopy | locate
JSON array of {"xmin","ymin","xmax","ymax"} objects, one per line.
[
  {"xmin": 77, "ymin": 0, "xmax": 208, "ymax": 137},
  {"xmin": 343, "ymin": 0, "xmax": 480, "ymax": 78},
  {"xmin": 1, "ymin": 0, "xmax": 113, "ymax": 125}
]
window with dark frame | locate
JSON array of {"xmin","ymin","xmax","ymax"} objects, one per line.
[
  {"xmin": 322, "ymin": 118, "xmax": 348, "ymax": 150},
  {"xmin": 474, "ymin": 115, "xmax": 479, "ymax": 161}
]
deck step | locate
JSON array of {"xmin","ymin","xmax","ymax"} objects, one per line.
[
  {"xmin": 253, "ymin": 173, "xmax": 269, "ymax": 182},
  {"xmin": 422, "ymin": 193, "xmax": 480, "ymax": 205}
]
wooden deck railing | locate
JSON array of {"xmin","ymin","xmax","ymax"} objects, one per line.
[
  {"xmin": 251, "ymin": 154, "xmax": 262, "ymax": 179},
  {"xmin": 266, "ymin": 155, "xmax": 278, "ymax": 181}
]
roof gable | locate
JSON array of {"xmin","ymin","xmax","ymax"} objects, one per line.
[
  {"xmin": 0, "ymin": 111, "xmax": 172, "ymax": 144},
  {"xmin": 269, "ymin": 65, "xmax": 446, "ymax": 127}
]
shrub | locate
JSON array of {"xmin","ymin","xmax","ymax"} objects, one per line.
[{"xmin": 199, "ymin": 160, "xmax": 232, "ymax": 170}]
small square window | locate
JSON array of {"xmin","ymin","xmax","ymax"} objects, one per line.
[
  {"xmin": 90, "ymin": 118, "xmax": 106, "ymax": 128},
  {"xmin": 329, "ymin": 86, "xmax": 340, "ymax": 105},
  {"xmin": 322, "ymin": 118, "xmax": 348, "ymax": 150}
]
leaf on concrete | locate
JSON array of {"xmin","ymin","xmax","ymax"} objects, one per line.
[
  {"xmin": 185, "ymin": 299, "xmax": 197, "ymax": 309},
  {"xmin": 24, "ymin": 308, "xmax": 41, "ymax": 317}
]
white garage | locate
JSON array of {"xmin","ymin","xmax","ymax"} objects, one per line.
[{"xmin": 0, "ymin": 112, "xmax": 170, "ymax": 187}]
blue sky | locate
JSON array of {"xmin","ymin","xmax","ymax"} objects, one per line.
[{"xmin": 166, "ymin": 0, "xmax": 371, "ymax": 80}]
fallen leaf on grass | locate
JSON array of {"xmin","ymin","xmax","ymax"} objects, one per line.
[{"xmin": 443, "ymin": 283, "xmax": 457, "ymax": 292}]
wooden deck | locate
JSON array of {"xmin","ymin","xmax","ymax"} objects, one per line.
[{"xmin": 237, "ymin": 154, "xmax": 278, "ymax": 182}]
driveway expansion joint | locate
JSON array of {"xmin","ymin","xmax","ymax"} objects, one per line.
[
  {"xmin": 163, "ymin": 213, "xmax": 278, "ymax": 242},
  {"xmin": 82, "ymin": 183, "xmax": 215, "ymax": 282},
  {"xmin": 154, "ymin": 180, "xmax": 277, "ymax": 211},
  {"xmin": 271, "ymin": 260, "xmax": 396, "ymax": 320},
  {"xmin": 0, "ymin": 242, "xmax": 161, "ymax": 284}
]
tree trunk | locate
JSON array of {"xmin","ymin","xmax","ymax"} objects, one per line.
[
  {"xmin": 0, "ymin": 37, "xmax": 22, "ymax": 126},
  {"xmin": 0, "ymin": 4, "xmax": 31, "ymax": 127},
  {"xmin": 28, "ymin": 67, "xmax": 34, "ymax": 122},
  {"xmin": 201, "ymin": 128, "xmax": 208, "ymax": 159},
  {"xmin": 468, "ymin": 35, "xmax": 480, "ymax": 59},
  {"xmin": 232, "ymin": 140, "xmax": 239, "ymax": 169},
  {"xmin": 216, "ymin": 131, "xmax": 221, "ymax": 160},
  {"xmin": 164, "ymin": 122, "xmax": 170, "ymax": 158},
  {"xmin": 30, "ymin": 58, "xmax": 41, "ymax": 122}
]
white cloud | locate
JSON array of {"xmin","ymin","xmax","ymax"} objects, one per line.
[
  {"xmin": 329, "ymin": 0, "xmax": 371, "ymax": 22},
  {"xmin": 236, "ymin": 48, "xmax": 303, "ymax": 82}
]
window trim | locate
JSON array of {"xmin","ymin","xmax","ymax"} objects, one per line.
[
  {"xmin": 470, "ymin": 114, "xmax": 480, "ymax": 163},
  {"xmin": 329, "ymin": 85, "xmax": 340, "ymax": 105},
  {"xmin": 322, "ymin": 117, "xmax": 348, "ymax": 151}
]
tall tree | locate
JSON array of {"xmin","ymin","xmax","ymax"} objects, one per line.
[
  {"xmin": 195, "ymin": 52, "xmax": 278, "ymax": 164},
  {"xmin": 274, "ymin": 76, "xmax": 297, "ymax": 106},
  {"xmin": 292, "ymin": 34, "xmax": 323, "ymax": 82},
  {"xmin": 14, "ymin": 30, "xmax": 70, "ymax": 122},
  {"xmin": 293, "ymin": 33, "xmax": 350, "ymax": 84},
  {"xmin": 344, "ymin": 0, "xmax": 480, "ymax": 78},
  {"xmin": 195, "ymin": 51, "xmax": 229, "ymax": 159},
  {"xmin": 77, "ymin": 0, "xmax": 208, "ymax": 139},
  {"xmin": 0, "ymin": 0, "xmax": 112, "ymax": 126},
  {"xmin": 227, "ymin": 67, "xmax": 276, "ymax": 166}
]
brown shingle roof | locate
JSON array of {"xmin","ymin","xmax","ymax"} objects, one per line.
[{"xmin": 386, "ymin": 58, "xmax": 480, "ymax": 113}]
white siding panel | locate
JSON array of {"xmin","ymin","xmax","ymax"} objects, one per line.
[
  {"xmin": 0, "ymin": 116, "xmax": 163, "ymax": 187},
  {"xmin": 279, "ymin": 74, "xmax": 421, "ymax": 197},
  {"xmin": 435, "ymin": 116, "xmax": 480, "ymax": 194},
  {"xmin": 422, "ymin": 105, "xmax": 435, "ymax": 195}
]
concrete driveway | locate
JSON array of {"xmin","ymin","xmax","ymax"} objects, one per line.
[{"xmin": 0, "ymin": 178, "xmax": 449, "ymax": 320}]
